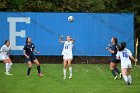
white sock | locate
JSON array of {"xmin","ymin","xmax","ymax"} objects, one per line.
[
  {"xmin": 123, "ymin": 75, "xmax": 128, "ymax": 83},
  {"xmin": 6, "ymin": 63, "xmax": 9, "ymax": 74},
  {"xmin": 128, "ymin": 75, "xmax": 132, "ymax": 83},
  {"xmin": 69, "ymin": 67, "xmax": 72, "ymax": 77},
  {"xmin": 8, "ymin": 63, "xmax": 12, "ymax": 73},
  {"xmin": 63, "ymin": 68, "xmax": 66, "ymax": 77}
]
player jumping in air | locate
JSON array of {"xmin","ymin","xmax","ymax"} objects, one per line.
[
  {"xmin": 23, "ymin": 37, "xmax": 43, "ymax": 77},
  {"xmin": 0, "ymin": 40, "xmax": 13, "ymax": 75},
  {"xmin": 106, "ymin": 37, "xmax": 122, "ymax": 80},
  {"xmin": 59, "ymin": 35, "xmax": 75, "ymax": 79},
  {"xmin": 116, "ymin": 42, "xmax": 137, "ymax": 85}
]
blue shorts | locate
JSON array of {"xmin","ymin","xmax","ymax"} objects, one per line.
[
  {"xmin": 26, "ymin": 56, "xmax": 37, "ymax": 62},
  {"xmin": 110, "ymin": 58, "xmax": 120, "ymax": 63}
]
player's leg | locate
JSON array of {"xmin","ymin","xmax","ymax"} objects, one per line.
[
  {"xmin": 0, "ymin": 56, "xmax": 8, "ymax": 74},
  {"xmin": 33, "ymin": 59, "xmax": 43, "ymax": 77},
  {"xmin": 114, "ymin": 63, "xmax": 122, "ymax": 79},
  {"xmin": 68, "ymin": 59, "xmax": 72, "ymax": 79},
  {"xmin": 122, "ymin": 68, "xmax": 129, "ymax": 84},
  {"xmin": 27, "ymin": 61, "xmax": 32, "ymax": 76},
  {"xmin": 6, "ymin": 58, "xmax": 13, "ymax": 75},
  {"xmin": 127, "ymin": 68, "xmax": 132, "ymax": 85},
  {"xmin": 110, "ymin": 62, "xmax": 117, "ymax": 80},
  {"xmin": 3, "ymin": 58, "xmax": 12, "ymax": 75},
  {"xmin": 63, "ymin": 59, "xmax": 67, "ymax": 79}
]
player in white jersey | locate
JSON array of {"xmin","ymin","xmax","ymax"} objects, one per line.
[
  {"xmin": 0, "ymin": 40, "xmax": 13, "ymax": 75},
  {"xmin": 116, "ymin": 42, "xmax": 137, "ymax": 85},
  {"xmin": 59, "ymin": 35, "xmax": 75, "ymax": 79}
]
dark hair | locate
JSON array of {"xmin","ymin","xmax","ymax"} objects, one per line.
[
  {"xmin": 5, "ymin": 40, "xmax": 10, "ymax": 44},
  {"xmin": 112, "ymin": 37, "xmax": 118, "ymax": 45},
  {"xmin": 118, "ymin": 42, "xmax": 126, "ymax": 51},
  {"xmin": 26, "ymin": 37, "xmax": 30, "ymax": 43}
]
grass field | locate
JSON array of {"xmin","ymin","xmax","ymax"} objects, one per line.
[{"xmin": 0, "ymin": 63, "xmax": 140, "ymax": 93}]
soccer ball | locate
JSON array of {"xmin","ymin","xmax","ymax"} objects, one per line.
[{"xmin": 68, "ymin": 16, "xmax": 74, "ymax": 22}]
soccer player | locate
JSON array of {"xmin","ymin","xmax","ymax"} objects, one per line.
[
  {"xmin": 0, "ymin": 40, "xmax": 13, "ymax": 75},
  {"xmin": 116, "ymin": 42, "xmax": 137, "ymax": 85},
  {"xmin": 106, "ymin": 37, "xmax": 122, "ymax": 80},
  {"xmin": 23, "ymin": 37, "xmax": 43, "ymax": 77},
  {"xmin": 59, "ymin": 35, "xmax": 75, "ymax": 79}
]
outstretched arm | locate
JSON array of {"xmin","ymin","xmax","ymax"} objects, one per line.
[
  {"xmin": 34, "ymin": 49, "xmax": 40, "ymax": 54},
  {"xmin": 70, "ymin": 38, "xmax": 75, "ymax": 44},
  {"xmin": 129, "ymin": 55, "xmax": 138, "ymax": 62},
  {"xmin": 59, "ymin": 35, "xmax": 65, "ymax": 43},
  {"xmin": 106, "ymin": 47, "xmax": 115, "ymax": 54}
]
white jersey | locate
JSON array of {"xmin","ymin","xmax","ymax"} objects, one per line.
[
  {"xmin": 116, "ymin": 48, "xmax": 132, "ymax": 67},
  {"xmin": 62, "ymin": 41, "xmax": 73, "ymax": 55},
  {"xmin": 0, "ymin": 45, "xmax": 11, "ymax": 57}
]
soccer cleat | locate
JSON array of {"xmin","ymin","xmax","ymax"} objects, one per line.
[
  {"xmin": 63, "ymin": 76, "xmax": 66, "ymax": 79},
  {"xmin": 126, "ymin": 81, "xmax": 130, "ymax": 85},
  {"xmin": 69, "ymin": 76, "xmax": 72, "ymax": 79},
  {"xmin": 129, "ymin": 82, "xmax": 132, "ymax": 85},
  {"xmin": 114, "ymin": 76, "xmax": 118, "ymax": 80},
  {"xmin": 120, "ymin": 73, "xmax": 122, "ymax": 79},
  {"xmin": 5, "ymin": 72, "xmax": 13, "ymax": 76},
  {"xmin": 38, "ymin": 73, "xmax": 43, "ymax": 77}
]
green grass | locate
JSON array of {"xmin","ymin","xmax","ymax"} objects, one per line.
[{"xmin": 0, "ymin": 63, "xmax": 140, "ymax": 93}]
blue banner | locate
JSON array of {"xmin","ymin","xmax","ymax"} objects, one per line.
[{"xmin": 0, "ymin": 12, "xmax": 134, "ymax": 56}]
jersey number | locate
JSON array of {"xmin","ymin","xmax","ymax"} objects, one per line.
[
  {"xmin": 122, "ymin": 52, "xmax": 128, "ymax": 58},
  {"xmin": 30, "ymin": 48, "xmax": 33, "ymax": 51},
  {"xmin": 65, "ymin": 46, "xmax": 68, "ymax": 49}
]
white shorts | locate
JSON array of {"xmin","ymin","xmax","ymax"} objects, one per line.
[
  {"xmin": 121, "ymin": 63, "xmax": 132, "ymax": 69},
  {"xmin": 63, "ymin": 53, "xmax": 73, "ymax": 60},
  {"xmin": 0, "ymin": 55, "xmax": 9, "ymax": 61}
]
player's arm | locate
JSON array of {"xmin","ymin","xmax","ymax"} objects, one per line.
[
  {"xmin": 23, "ymin": 45, "xmax": 29, "ymax": 58},
  {"xmin": 0, "ymin": 47, "xmax": 2, "ymax": 53},
  {"xmin": 128, "ymin": 50, "xmax": 138, "ymax": 62},
  {"xmin": 116, "ymin": 52, "xmax": 120, "ymax": 60},
  {"xmin": 23, "ymin": 50, "xmax": 29, "ymax": 58},
  {"xmin": 70, "ymin": 38, "xmax": 75, "ymax": 43},
  {"xmin": 129, "ymin": 55, "xmax": 138, "ymax": 62},
  {"xmin": 0, "ymin": 46, "xmax": 5, "ymax": 52},
  {"xmin": 33, "ymin": 49, "xmax": 40, "ymax": 54},
  {"xmin": 59, "ymin": 35, "xmax": 65, "ymax": 43},
  {"xmin": 106, "ymin": 47, "xmax": 115, "ymax": 54},
  {"xmin": 8, "ymin": 46, "xmax": 12, "ymax": 55}
]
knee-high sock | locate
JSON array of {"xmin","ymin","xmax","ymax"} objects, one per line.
[
  {"xmin": 6, "ymin": 63, "xmax": 9, "ymax": 74},
  {"xmin": 123, "ymin": 75, "xmax": 128, "ymax": 82},
  {"xmin": 111, "ymin": 69, "xmax": 116, "ymax": 77},
  {"xmin": 128, "ymin": 75, "xmax": 132, "ymax": 83},
  {"xmin": 114, "ymin": 67, "xmax": 120, "ymax": 74},
  {"xmin": 63, "ymin": 68, "xmax": 66, "ymax": 77},
  {"xmin": 8, "ymin": 63, "xmax": 12, "ymax": 72},
  {"xmin": 37, "ymin": 65, "xmax": 41, "ymax": 74},
  {"xmin": 69, "ymin": 67, "xmax": 72, "ymax": 77},
  {"xmin": 27, "ymin": 67, "xmax": 32, "ymax": 76}
]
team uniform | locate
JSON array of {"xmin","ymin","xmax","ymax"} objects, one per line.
[
  {"xmin": 62, "ymin": 41, "xmax": 73, "ymax": 60},
  {"xmin": 62, "ymin": 40, "xmax": 74, "ymax": 79},
  {"xmin": 110, "ymin": 44, "xmax": 119, "ymax": 63},
  {"xmin": 0, "ymin": 45, "xmax": 11, "ymax": 60},
  {"xmin": 116, "ymin": 48, "xmax": 132, "ymax": 69},
  {"xmin": 116, "ymin": 48, "xmax": 133, "ymax": 85},
  {"xmin": 0, "ymin": 45, "xmax": 12, "ymax": 75},
  {"xmin": 109, "ymin": 43, "xmax": 122, "ymax": 80},
  {"xmin": 23, "ymin": 43, "xmax": 36, "ymax": 62},
  {"xmin": 23, "ymin": 42, "xmax": 43, "ymax": 76}
]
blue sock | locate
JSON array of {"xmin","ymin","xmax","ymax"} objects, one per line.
[
  {"xmin": 37, "ymin": 66, "xmax": 41, "ymax": 74},
  {"xmin": 114, "ymin": 68, "xmax": 120, "ymax": 74},
  {"xmin": 27, "ymin": 67, "xmax": 31, "ymax": 76},
  {"xmin": 111, "ymin": 69, "xmax": 116, "ymax": 77}
]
